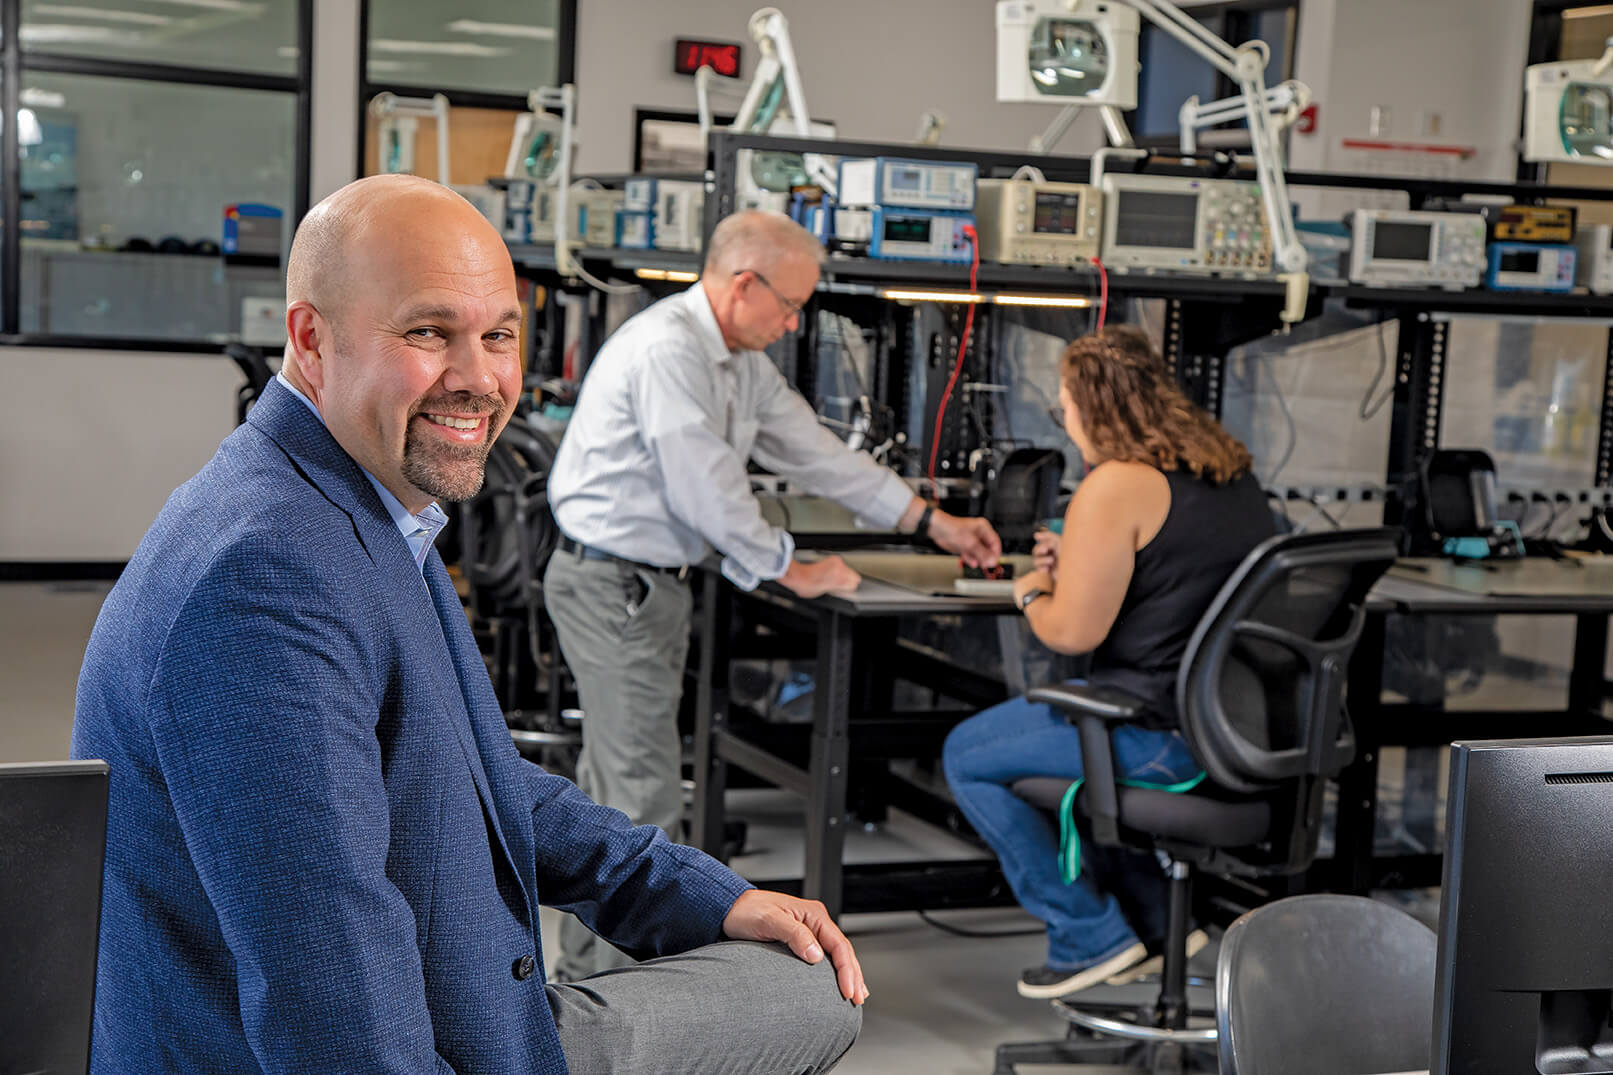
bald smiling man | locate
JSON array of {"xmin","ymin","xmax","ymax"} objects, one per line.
[{"xmin": 72, "ymin": 176, "xmax": 863, "ymax": 1075}]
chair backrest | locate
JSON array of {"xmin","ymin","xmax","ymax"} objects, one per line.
[
  {"xmin": 1216, "ymin": 893, "xmax": 1436, "ymax": 1075},
  {"xmin": 0, "ymin": 760, "xmax": 109, "ymax": 1075},
  {"xmin": 224, "ymin": 343, "xmax": 276, "ymax": 427},
  {"xmin": 458, "ymin": 417, "xmax": 559, "ymax": 613},
  {"xmin": 1175, "ymin": 527, "xmax": 1399, "ymax": 870},
  {"xmin": 1420, "ymin": 448, "xmax": 1498, "ymax": 539},
  {"xmin": 984, "ymin": 447, "xmax": 1065, "ymax": 549}
]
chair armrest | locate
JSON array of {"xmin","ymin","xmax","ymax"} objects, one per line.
[
  {"xmin": 1068, "ymin": 711, "xmax": 1123, "ymax": 846},
  {"xmin": 1028, "ymin": 685, "xmax": 1154, "ymax": 847},
  {"xmin": 1027, "ymin": 683, "xmax": 1150, "ymax": 723}
]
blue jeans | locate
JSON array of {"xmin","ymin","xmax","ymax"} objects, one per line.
[{"xmin": 942, "ymin": 685, "xmax": 1201, "ymax": 970}]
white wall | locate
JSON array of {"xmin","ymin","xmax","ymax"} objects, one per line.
[
  {"xmin": 571, "ymin": 0, "xmax": 1108, "ymax": 173},
  {"xmin": 0, "ymin": 349, "xmax": 239, "ymax": 560},
  {"xmin": 1288, "ymin": 0, "xmax": 1533, "ymax": 184}
]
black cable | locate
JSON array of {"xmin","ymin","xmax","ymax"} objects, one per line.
[
  {"xmin": 1533, "ymin": 496, "xmax": 1564, "ymax": 539},
  {"xmin": 917, "ymin": 908, "xmax": 1044, "ymax": 939},
  {"xmin": 1301, "ymin": 496, "xmax": 1344, "ymax": 530},
  {"xmin": 1360, "ymin": 320, "xmax": 1396, "ymax": 421},
  {"xmin": 1265, "ymin": 490, "xmax": 1297, "ymax": 531}
]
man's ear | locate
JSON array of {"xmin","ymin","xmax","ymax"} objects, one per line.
[{"xmin": 285, "ymin": 301, "xmax": 326, "ymax": 393}]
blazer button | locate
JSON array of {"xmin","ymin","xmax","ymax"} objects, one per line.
[{"xmin": 513, "ymin": 954, "xmax": 536, "ymax": 981}]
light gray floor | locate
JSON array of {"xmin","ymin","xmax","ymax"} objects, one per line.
[
  {"xmin": 5, "ymin": 579, "xmax": 1210, "ymax": 1072},
  {"xmin": 4, "ymin": 579, "xmax": 1462, "ymax": 1073}
]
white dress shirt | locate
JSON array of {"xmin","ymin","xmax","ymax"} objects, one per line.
[{"xmin": 548, "ymin": 283, "xmax": 914, "ymax": 589}]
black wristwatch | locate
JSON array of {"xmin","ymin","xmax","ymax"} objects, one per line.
[
  {"xmin": 1018, "ymin": 587, "xmax": 1049, "ymax": 612},
  {"xmin": 915, "ymin": 503, "xmax": 934, "ymax": 538}
]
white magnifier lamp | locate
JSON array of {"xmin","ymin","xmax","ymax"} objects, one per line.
[
  {"xmin": 997, "ymin": 0, "xmax": 1311, "ymax": 324},
  {"xmin": 1524, "ymin": 38, "xmax": 1613, "ymax": 165}
]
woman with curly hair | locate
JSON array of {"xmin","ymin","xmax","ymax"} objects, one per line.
[{"xmin": 942, "ymin": 324, "xmax": 1277, "ymax": 998}]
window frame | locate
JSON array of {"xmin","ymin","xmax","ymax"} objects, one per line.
[{"xmin": 0, "ymin": 0, "xmax": 313, "ymax": 348}]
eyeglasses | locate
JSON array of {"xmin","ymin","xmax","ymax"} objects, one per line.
[
  {"xmin": 735, "ymin": 269, "xmax": 808, "ymax": 320},
  {"xmin": 1047, "ymin": 405, "xmax": 1066, "ymax": 428}
]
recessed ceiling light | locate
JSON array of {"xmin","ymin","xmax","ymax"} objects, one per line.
[
  {"xmin": 21, "ymin": 88, "xmax": 68, "ymax": 108},
  {"xmin": 32, "ymin": 4, "xmax": 173, "ymax": 24},
  {"xmin": 445, "ymin": 19, "xmax": 555, "ymax": 41},
  {"xmin": 373, "ymin": 38, "xmax": 511, "ymax": 57},
  {"xmin": 140, "ymin": 0, "xmax": 265, "ymax": 12},
  {"xmin": 19, "ymin": 23, "xmax": 140, "ymax": 45}
]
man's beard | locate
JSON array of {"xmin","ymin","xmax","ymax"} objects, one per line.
[{"xmin": 400, "ymin": 394, "xmax": 505, "ymax": 503}]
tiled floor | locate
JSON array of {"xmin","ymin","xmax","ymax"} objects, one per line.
[{"xmin": 0, "ymin": 579, "xmax": 1489, "ymax": 1072}]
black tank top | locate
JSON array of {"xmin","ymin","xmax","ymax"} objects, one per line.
[{"xmin": 1086, "ymin": 467, "xmax": 1277, "ymax": 730}]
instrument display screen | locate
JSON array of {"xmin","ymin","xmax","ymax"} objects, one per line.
[
  {"xmin": 884, "ymin": 217, "xmax": 933, "ymax": 243},
  {"xmin": 1372, "ymin": 222, "xmax": 1434, "ymax": 261},
  {"xmin": 890, "ymin": 167, "xmax": 924, "ymax": 192},
  {"xmin": 1113, "ymin": 191, "xmax": 1198, "ymax": 249},
  {"xmin": 1500, "ymin": 249, "xmax": 1541, "ymax": 274},
  {"xmin": 1033, "ymin": 191, "xmax": 1082, "ymax": 235}
]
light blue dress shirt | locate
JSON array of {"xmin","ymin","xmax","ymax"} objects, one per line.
[
  {"xmin": 275, "ymin": 372, "xmax": 449, "ymax": 574},
  {"xmin": 548, "ymin": 284, "xmax": 914, "ymax": 589}
]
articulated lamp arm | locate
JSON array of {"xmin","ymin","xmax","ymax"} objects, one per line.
[
  {"xmin": 1178, "ymin": 80, "xmax": 1309, "ymax": 154},
  {"xmin": 526, "ymin": 85, "xmax": 578, "ymax": 276},
  {"xmin": 1123, "ymin": 0, "xmax": 1306, "ymax": 281}
]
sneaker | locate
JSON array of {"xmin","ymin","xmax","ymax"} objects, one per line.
[
  {"xmin": 1105, "ymin": 929, "xmax": 1210, "ymax": 985},
  {"xmin": 1017, "ymin": 942, "xmax": 1149, "ymax": 999}
]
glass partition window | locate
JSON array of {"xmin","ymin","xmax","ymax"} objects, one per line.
[
  {"xmin": 366, "ymin": 0, "xmax": 561, "ymax": 96},
  {"xmin": 1441, "ymin": 321, "xmax": 1609, "ymax": 497},
  {"xmin": 20, "ymin": 72, "xmax": 294, "ymax": 342},
  {"xmin": 20, "ymin": 0, "xmax": 299, "ymax": 77}
]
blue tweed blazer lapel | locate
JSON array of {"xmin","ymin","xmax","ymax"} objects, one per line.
[
  {"xmin": 245, "ymin": 380, "xmax": 524, "ymax": 893},
  {"xmin": 423, "ymin": 552, "xmax": 537, "ymax": 879}
]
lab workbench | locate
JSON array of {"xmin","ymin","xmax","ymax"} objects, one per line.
[{"xmin": 687, "ymin": 550, "xmax": 1613, "ymax": 920}]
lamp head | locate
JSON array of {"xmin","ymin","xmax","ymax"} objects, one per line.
[{"xmin": 996, "ymin": 0, "xmax": 1140, "ymax": 109}]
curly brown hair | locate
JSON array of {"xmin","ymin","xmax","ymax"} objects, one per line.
[{"xmin": 1060, "ymin": 325, "xmax": 1253, "ymax": 483}]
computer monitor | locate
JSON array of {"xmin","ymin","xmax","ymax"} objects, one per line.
[
  {"xmin": 0, "ymin": 759, "xmax": 110, "ymax": 1075},
  {"xmin": 1432, "ymin": 737, "xmax": 1613, "ymax": 1075}
]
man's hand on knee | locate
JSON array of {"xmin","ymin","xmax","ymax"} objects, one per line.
[{"xmin": 721, "ymin": 890, "xmax": 869, "ymax": 1006}]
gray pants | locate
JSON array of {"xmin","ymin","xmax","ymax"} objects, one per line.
[
  {"xmin": 543, "ymin": 547, "xmax": 694, "ymax": 981},
  {"xmin": 549, "ymin": 940, "xmax": 861, "ymax": 1074}
]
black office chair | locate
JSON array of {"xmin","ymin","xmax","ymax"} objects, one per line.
[
  {"xmin": 1418, "ymin": 448, "xmax": 1501, "ymax": 552},
  {"xmin": 982, "ymin": 447, "xmax": 1066, "ymax": 553},
  {"xmin": 224, "ymin": 343, "xmax": 275, "ymax": 427},
  {"xmin": 1216, "ymin": 893, "xmax": 1435, "ymax": 1075},
  {"xmin": 995, "ymin": 527, "xmax": 1401, "ymax": 1075},
  {"xmin": 1, "ymin": 760, "xmax": 109, "ymax": 1075}
]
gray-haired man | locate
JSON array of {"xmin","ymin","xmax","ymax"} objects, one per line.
[{"xmin": 545, "ymin": 209, "xmax": 1002, "ymax": 980}]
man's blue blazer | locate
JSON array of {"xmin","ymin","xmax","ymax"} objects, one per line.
[{"xmin": 72, "ymin": 380, "xmax": 751, "ymax": 1073}]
